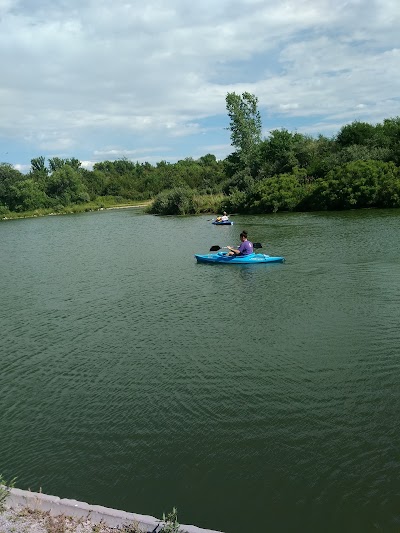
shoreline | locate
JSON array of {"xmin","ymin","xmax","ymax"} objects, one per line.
[
  {"xmin": 2, "ymin": 486, "xmax": 223, "ymax": 533},
  {"xmin": 1, "ymin": 201, "xmax": 151, "ymax": 222}
]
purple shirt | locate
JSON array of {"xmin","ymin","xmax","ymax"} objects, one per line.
[{"xmin": 238, "ymin": 240, "xmax": 253, "ymax": 255}]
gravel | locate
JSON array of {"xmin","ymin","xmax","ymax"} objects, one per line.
[{"xmin": 0, "ymin": 507, "xmax": 144, "ymax": 533}]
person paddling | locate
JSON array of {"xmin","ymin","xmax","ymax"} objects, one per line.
[{"xmin": 227, "ymin": 230, "xmax": 253, "ymax": 256}]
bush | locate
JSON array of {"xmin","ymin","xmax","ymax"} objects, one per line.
[
  {"xmin": 310, "ymin": 159, "xmax": 400, "ymax": 210},
  {"xmin": 147, "ymin": 188, "xmax": 195, "ymax": 215},
  {"xmin": 0, "ymin": 205, "xmax": 10, "ymax": 217}
]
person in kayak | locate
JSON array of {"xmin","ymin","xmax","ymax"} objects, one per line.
[
  {"xmin": 227, "ymin": 230, "xmax": 253, "ymax": 256},
  {"xmin": 221, "ymin": 211, "xmax": 229, "ymax": 221}
]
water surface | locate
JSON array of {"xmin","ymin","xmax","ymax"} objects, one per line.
[{"xmin": 1, "ymin": 208, "xmax": 399, "ymax": 532}]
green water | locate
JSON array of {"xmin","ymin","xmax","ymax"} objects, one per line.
[{"xmin": 1, "ymin": 208, "xmax": 399, "ymax": 533}]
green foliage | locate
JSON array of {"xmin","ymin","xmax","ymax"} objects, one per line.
[
  {"xmin": 336, "ymin": 121, "xmax": 376, "ymax": 147},
  {"xmin": 148, "ymin": 187, "xmax": 195, "ymax": 215},
  {"xmin": 2, "ymin": 105, "xmax": 400, "ymax": 218},
  {"xmin": 0, "ymin": 474, "xmax": 16, "ymax": 511},
  {"xmin": 225, "ymin": 92, "xmax": 262, "ymax": 168},
  {"xmin": 222, "ymin": 168, "xmax": 254, "ymax": 195},
  {"xmin": 0, "ymin": 163, "xmax": 25, "ymax": 209},
  {"xmin": 9, "ymin": 179, "xmax": 50, "ymax": 212},
  {"xmin": 223, "ymin": 189, "xmax": 249, "ymax": 213},
  {"xmin": 309, "ymin": 160, "xmax": 400, "ymax": 210},
  {"xmin": 45, "ymin": 166, "xmax": 88, "ymax": 205},
  {"xmin": 80, "ymin": 169, "xmax": 108, "ymax": 199},
  {"xmin": 259, "ymin": 129, "xmax": 303, "ymax": 177},
  {"xmin": 0, "ymin": 205, "xmax": 10, "ymax": 217},
  {"xmin": 160, "ymin": 507, "xmax": 180, "ymax": 533},
  {"xmin": 246, "ymin": 168, "xmax": 310, "ymax": 213},
  {"xmin": 192, "ymin": 193, "xmax": 225, "ymax": 214},
  {"xmin": 30, "ymin": 156, "xmax": 48, "ymax": 174}
]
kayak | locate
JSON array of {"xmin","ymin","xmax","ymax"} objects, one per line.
[
  {"xmin": 195, "ymin": 251, "xmax": 285, "ymax": 264},
  {"xmin": 212, "ymin": 220, "xmax": 233, "ymax": 225}
]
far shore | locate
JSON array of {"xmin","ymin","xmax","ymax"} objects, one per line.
[
  {"xmin": 1, "ymin": 200, "xmax": 152, "ymax": 222},
  {"xmin": 104, "ymin": 203, "xmax": 150, "ymax": 210}
]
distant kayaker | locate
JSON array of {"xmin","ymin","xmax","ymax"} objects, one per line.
[
  {"xmin": 227, "ymin": 230, "xmax": 253, "ymax": 256},
  {"xmin": 221, "ymin": 211, "xmax": 229, "ymax": 221}
]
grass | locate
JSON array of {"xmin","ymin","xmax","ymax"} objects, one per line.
[
  {"xmin": 1, "ymin": 479, "xmax": 183, "ymax": 533},
  {"xmin": 192, "ymin": 193, "xmax": 226, "ymax": 214},
  {"xmin": 0, "ymin": 197, "xmax": 152, "ymax": 221},
  {"xmin": 0, "ymin": 476, "xmax": 16, "ymax": 512}
]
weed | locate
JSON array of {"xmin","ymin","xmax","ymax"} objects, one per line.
[
  {"xmin": 0, "ymin": 474, "xmax": 16, "ymax": 512},
  {"xmin": 160, "ymin": 507, "xmax": 180, "ymax": 533}
]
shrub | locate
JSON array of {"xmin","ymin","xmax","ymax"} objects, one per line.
[
  {"xmin": 242, "ymin": 169, "xmax": 309, "ymax": 213},
  {"xmin": 147, "ymin": 188, "xmax": 195, "ymax": 215},
  {"xmin": 311, "ymin": 160, "xmax": 400, "ymax": 210}
]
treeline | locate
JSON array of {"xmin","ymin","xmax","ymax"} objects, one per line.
[
  {"xmin": 1, "ymin": 94, "xmax": 400, "ymax": 217},
  {"xmin": 220, "ymin": 96, "xmax": 400, "ymax": 213},
  {"xmin": 0, "ymin": 154, "xmax": 226, "ymax": 216}
]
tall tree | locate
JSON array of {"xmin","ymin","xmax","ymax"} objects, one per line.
[
  {"xmin": 30, "ymin": 156, "xmax": 47, "ymax": 174},
  {"xmin": 225, "ymin": 92, "xmax": 262, "ymax": 168}
]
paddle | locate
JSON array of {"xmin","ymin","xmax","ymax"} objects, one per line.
[{"xmin": 210, "ymin": 243, "xmax": 262, "ymax": 251}]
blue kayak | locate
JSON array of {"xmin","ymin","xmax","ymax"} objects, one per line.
[
  {"xmin": 212, "ymin": 220, "xmax": 233, "ymax": 225},
  {"xmin": 195, "ymin": 251, "xmax": 285, "ymax": 264}
]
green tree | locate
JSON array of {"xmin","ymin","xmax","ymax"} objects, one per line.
[
  {"xmin": 311, "ymin": 160, "xmax": 397, "ymax": 210},
  {"xmin": 246, "ymin": 168, "xmax": 309, "ymax": 213},
  {"xmin": 9, "ymin": 179, "xmax": 50, "ymax": 212},
  {"xmin": 45, "ymin": 166, "xmax": 89, "ymax": 205},
  {"xmin": 225, "ymin": 92, "xmax": 262, "ymax": 169},
  {"xmin": 0, "ymin": 163, "xmax": 25, "ymax": 209},
  {"xmin": 30, "ymin": 156, "xmax": 47, "ymax": 174},
  {"xmin": 81, "ymin": 169, "xmax": 108, "ymax": 199},
  {"xmin": 336, "ymin": 121, "xmax": 376, "ymax": 147},
  {"xmin": 259, "ymin": 129, "xmax": 299, "ymax": 177},
  {"xmin": 48, "ymin": 157, "xmax": 66, "ymax": 173}
]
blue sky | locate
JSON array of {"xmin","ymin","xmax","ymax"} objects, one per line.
[{"xmin": 1, "ymin": 0, "xmax": 399, "ymax": 172}]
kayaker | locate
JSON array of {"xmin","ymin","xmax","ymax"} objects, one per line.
[
  {"xmin": 221, "ymin": 211, "xmax": 229, "ymax": 221},
  {"xmin": 227, "ymin": 230, "xmax": 253, "ymax": 256}
]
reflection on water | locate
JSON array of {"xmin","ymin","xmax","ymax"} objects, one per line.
[{"xmin": 1, "ymin": 208, "xmax": 400, "ymax": 533}]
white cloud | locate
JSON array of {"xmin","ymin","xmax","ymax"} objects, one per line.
[{"xmin": 0, "ymin": 0, "xmax": 399, "ymax": 168}]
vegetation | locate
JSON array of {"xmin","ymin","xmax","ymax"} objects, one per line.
[
  {"xmin": 160, "ymin": 507, "xmax": 180, "ymax": 533},
  {"xmin": 0, "ymin": 474, "xmax": 15, "ymax": 511},
  {"xmin": 1, "ymin": 483, "xmax": 182, "ymax": 533},
  {"xmin": 2, "ymin": 96, "xmax": 400, "ymax": 219}
]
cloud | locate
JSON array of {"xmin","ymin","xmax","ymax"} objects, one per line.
[{"xmin": 0, "ymin": 0, "xmax": 399, "ymax": 169}]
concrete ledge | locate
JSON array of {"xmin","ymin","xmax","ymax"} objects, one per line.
[{"xmin": 5, "ymin": 487, "xmax": 223, "ymax": 533}]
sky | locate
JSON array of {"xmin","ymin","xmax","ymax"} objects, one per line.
[{"xmin": 1, "ymin": 0, "xmax": 399, "ymax": 173}]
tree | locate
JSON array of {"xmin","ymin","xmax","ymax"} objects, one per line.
[
  {"xmin": 225, "ymin": 92, "xmax": 262, "ymax": 169},
  {"xmin": 45, "ymin": 166, "xmax": 89, "ymax": 205},
  {"xmin": 312, "ymin": 160, "xmax": 396, "ymax": 210},
  {"xmin": 336, "ymin": 121, "xmax": 376, "ymax": 147},
  {"xmin": 259, "ymin": 129, "xmax": 303, "ymax": 177},
  {"xmin": 30, "ymin": 156, "xmax": 47, "ymax": 174},
  {"xmin": 9, "ymin": 179, "xmax": 49, "ymax": 212},
  {"xmin": 249, "ymin": 170, "xmax": 309, "ymax": 213},
  {"xmin": 0, "ymin": 163, "xmax": 25, "ymax": 209}
]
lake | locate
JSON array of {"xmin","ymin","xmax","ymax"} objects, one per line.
[{"xmin": 1, "ymin": 208, "xmax": 399, "ymax": 533}]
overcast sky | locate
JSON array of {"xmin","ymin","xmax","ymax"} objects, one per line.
[{"xmin": 1, "ymin": 0, "xmax": 399, "ymax": 172}]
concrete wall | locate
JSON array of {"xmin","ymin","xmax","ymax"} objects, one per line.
[{"xmin": 5, "ymin": 487, "xmax": 223, "ymax": 533}]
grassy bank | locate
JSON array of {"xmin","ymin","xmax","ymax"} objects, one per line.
[
  {"xmin": 1, "ymin": 192, "xmax": 225, "ymax": 221},
  {"xmin": 0, "ymin": 197, "xmax": 152, "ymax": 222}
]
